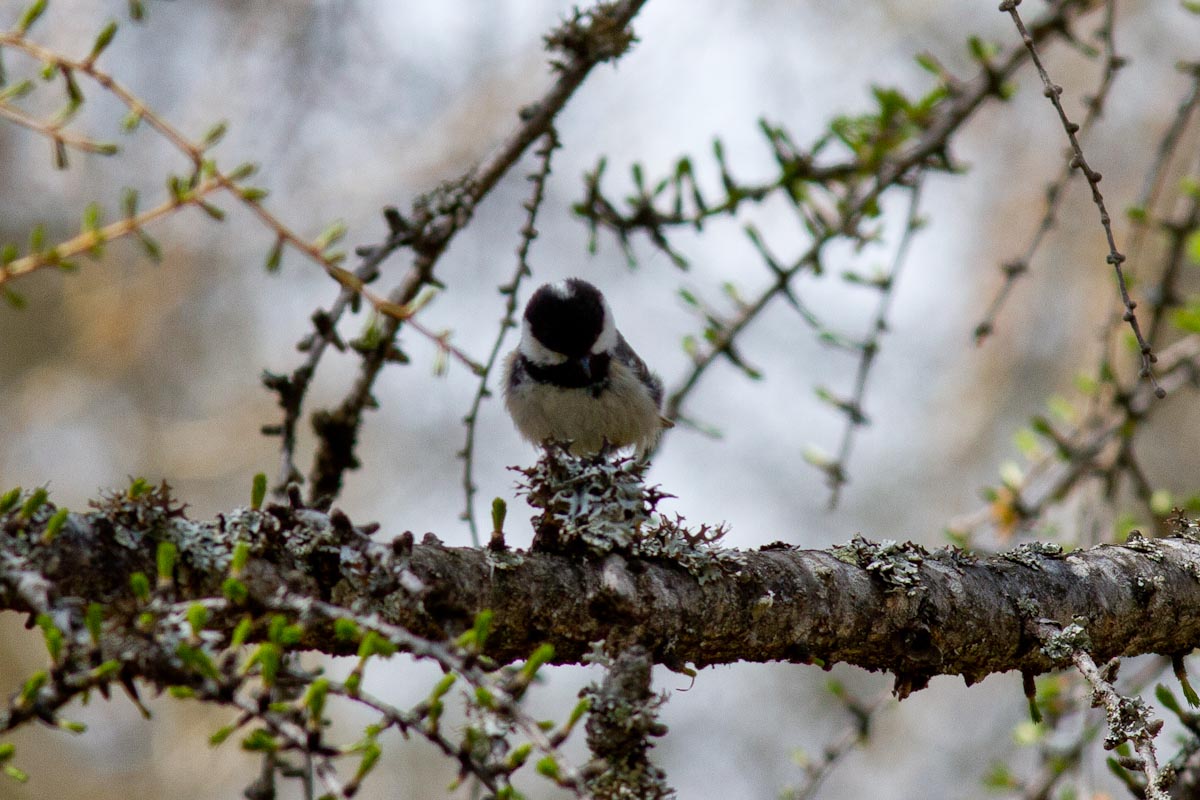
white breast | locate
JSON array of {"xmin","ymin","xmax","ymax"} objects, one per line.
[{"xmin": 503, "ymin": 352, "xmax": 663, "ymax": 455}]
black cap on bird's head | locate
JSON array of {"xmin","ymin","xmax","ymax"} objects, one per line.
[{"xmin": 523, "ymin": 278, "xmax": 611, "ymax": 358}]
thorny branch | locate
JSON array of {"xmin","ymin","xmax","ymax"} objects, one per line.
[
  {"xmin": 999, "ymin": 0, "xmax": 1163, "ymax": 398},
  {"xmin": 0, "ymin": 487, "xmax": 591, "ymax": 799},
  {"xmin": 975, "ymin": 0, "xmax": 1126, "ymax": 342},
  {"xmin": 6, "ymin": 483, "xmax": 1200, "ymax": 689},
  {"xmin": 460, "ymin": 129, "xmax": 561, "ymax": 546},
  {"xmin": 5, "ymin": 474, "xmax": 1200, "ymax": 795}
]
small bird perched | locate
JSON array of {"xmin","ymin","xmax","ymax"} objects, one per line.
[{"xmin": 503, "ymin": 278, "xmax": 670, "ymax": 458}]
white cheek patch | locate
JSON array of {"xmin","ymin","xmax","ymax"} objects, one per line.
[
  {"xmin": 591, "ymin": 296, "xmax": 618, "ymax": 354},
  {"xmin": 519, "ymin": 320, "xmax": 567, "ymax": 365}
]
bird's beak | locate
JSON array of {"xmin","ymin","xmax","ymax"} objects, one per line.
[{"xmin": 578, "ymin": 355, "xmax": 592, "ymax": 380}]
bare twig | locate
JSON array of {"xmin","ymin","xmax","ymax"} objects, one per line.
[
  {"xmin": 975, "ymin": 0, "xmax": 1126, "ymax": 342},
  {"xmin": 460, "ymin": 129, "xmax": 560, "ymax": 545},
  {"xmin": 1124, "ymin": 63, "xmax": 1200, "ymax": 271},
  {"xmin": 999, "ymin": 0, "xmax": 1163, "ymax": 398},
  {"xmin": 782, "ymin": 689, "xmax": 889, "ymax": 800},
  {"xmin": 824, "ymin": 178, "xmax": 925, "ymax": 506}
]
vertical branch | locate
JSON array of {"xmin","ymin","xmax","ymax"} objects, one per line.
[
  {"xmin": 824, "ymin": 177, "xmax": 925, "ymax": 507},
  {"xmin": 1124, "ymin": 64, "xmax": 1200, "ymax": 270},
  {"xmin": 460, "ymin": 130, "xmax": 560, "ymax": 546},
  {"xmin": 583, "ymin": 645, "xmax": 673, "ymax": 799},
  {"xmin": 1035, "ymin": 620, "xmax": 1170, "ymax": 799}
]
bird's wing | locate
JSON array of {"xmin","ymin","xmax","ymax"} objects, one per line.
[{"xmin": 614, "ymin": 332, "xmax": 665, "ymax": 410}]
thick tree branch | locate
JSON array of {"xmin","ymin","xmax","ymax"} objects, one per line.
[{"xmin": 4, "ymin": 490, "xmax": 1200, "ymax": 699}]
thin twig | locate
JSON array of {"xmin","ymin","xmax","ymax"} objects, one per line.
[
  {"xmin": 1034, "ymin": 620, "xmax": 1169, "ymax": 799},
  {"xmin": 782, "ymin": 690, "xmax": 890, "ymax": 800},
  {"xmin": 460, "ymin": 129, "xmax": 560, "ymax": 545},
  {"xmin": 1, "ymin": 179, "xmax": 223, "ymax": 280},
  {"xmin": 0, "ymin": 29, "xmax": 466, "ymax": 348},
  {"xmin": 999, "ymin": 0, "xmax": 1163, "ymax": 398},
  {"xmin": 1124, "ymin": 62, "xmax": 1200, "ymax": 270},
  {"xmin": 975, "ymin": 0, "xmax": 1126, "ymax": 342},
  {"xmin": 825, "ymin": 177, "xmax": 924, "ymax": 507},
  {"xmin": 0, "ymin": 99, "xmax": 117, "ymax": 155},
  {"xmin": 1144, "ymin": 155, "xmax": 1200, "ymax": 349}
]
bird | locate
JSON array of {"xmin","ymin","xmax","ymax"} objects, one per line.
[{"xmin": 503, "ymin": 278, "xmax": 670, "ymax": 458}]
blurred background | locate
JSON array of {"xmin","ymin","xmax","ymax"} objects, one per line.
[{"xmin": 1, "ymin": 0, "xmax": 1198, "ymax": 797}]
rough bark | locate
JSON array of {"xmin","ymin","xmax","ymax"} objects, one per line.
[{"xmin": 4, "ymin": 488, "xmax": 1200, "ymax": 696}]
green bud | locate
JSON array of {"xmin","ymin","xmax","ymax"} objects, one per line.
[
  {"xmin": 36, "ymin": 614, "xmax": 63, "ymax": 662},
  {"xmin": 0, "ymin": 487, "xmax": 20, "ymax": 513},
  {"xmin": 89, "ymin": 21, "xmax": 119, "ymax": 61},
  {"xmin": 240, "ymin": 729, "xmax": 277, "ymax": 752},
  {"xmin": 17, "ymin": 0, "xmax": 48, "ymax": 34},
  {"xmin": 334, "ymin": 618, "xmax": 360, "ymax": 642},
  {"xmin": 521, "ymin": 643, "xmax": 555, "ymax": 680},
  {"xmin": 230, "ymin": 540, "xmax": 250, "ymax": 574},
  {"xmin": 156, "ymin": 541, "xmax": 177, "ymax": 586},
  {"xmin": 186, "ymin": 603, "xmax": 208, "ymax": 637},
  {"xmin": 535, "ymin": 756, "xmax": 560, "ymax": 780},
  {"xmin": 41, "ymin": 507, "xmax": 69, "ymax": 543},
  {"xmin": 430, "ymin": 673, "xmax": 457, "ymax": 701},
  {"xmin": 129, "ymin": 572, "xmax": 151, "ymax": 601},
  {"xmin": 250, "ymin": 473, "xmax": 267, "ymax": 510},
  {"xmin": 491, "ymin": 497, "xmax": 507, "ymax": 532},
  {"xmin": 354, "ymin": 741, "xmax": 381, "ymax": 781},
  {"xmin": 303, "ymin": 677, "xmax": 329, "ymax": 724},
  {"xmin": 201, "ymin": 121, "xmax": 228, "ymax": 148},
  {"xmin": 264, "ymin": 236, "xmax": 284, "ymax": 273},
  {"xmin": 221, "ymin": 578, "xmax": 247, "ymax": 604},
  {"xmin": 229, "ymin": 616, "xmax": 253, "ymax": 649},
  {"xmin": 84, "ymin": 603, "xmax": 104, "ymax": 644},
  {"xmin": 19, "ymin": 487, "xmax": 48, "ymax": 519},
  {"xmin": 209, "ymin": 725, "xmax": 235, "ymax": 746}
]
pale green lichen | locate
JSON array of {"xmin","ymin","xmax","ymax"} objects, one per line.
[
  {"xmin": 516, "ymin": 448, "xmax": 743, "ymax": 584},
  {"xmin": 1040, "ymin": 620, "xmax": 1092, "ymax": 663},
  {"xmin": 1002, "ymin": 541, "xmax": 1065, "ymax": 569},
  {"xmin": 1122, "ymin": 530, "xmax": 1164, "ymax": 561},
  {"xmin": 831, "ymin": 535, "xmax": 925, "ymax": 595}
]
